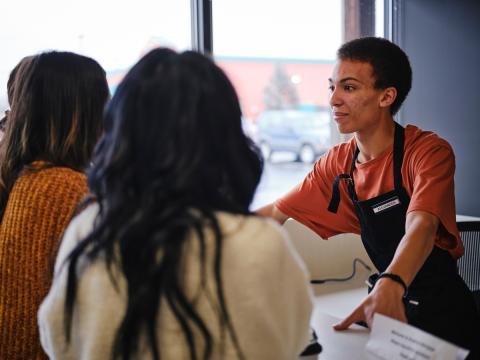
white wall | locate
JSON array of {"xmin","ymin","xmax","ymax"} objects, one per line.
[{"xmin": 283, "ymin": 219, "xmax": 376, "ymax": 295}]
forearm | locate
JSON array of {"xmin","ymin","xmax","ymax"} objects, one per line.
[
  {"xmin": 334, "ymin": 211, "xmax": 442, "ymax": 330},
  {"xmin": 255, "ymin": 203, "xmax": 274, "ymax": 218},
  {"xmin": 383, "ymin": 210, "xmax": 438, "ymax": 287},
  {"xmin": 255, "ymin": 203, "xmax": 289, "ymax": 225}
]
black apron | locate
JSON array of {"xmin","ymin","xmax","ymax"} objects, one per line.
[{"xmin": 328, "ymin": 122, "xmax": 480, "ymax": 357}]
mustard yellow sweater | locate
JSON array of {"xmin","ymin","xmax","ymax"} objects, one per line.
[{"xmin": 0, "ymin": 162, "xmax": 87, "ymax": 360}]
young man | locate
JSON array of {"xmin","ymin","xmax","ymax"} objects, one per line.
[{"xmin": 258, "ymin": 37, "xmax": 479, "ymax": 355}]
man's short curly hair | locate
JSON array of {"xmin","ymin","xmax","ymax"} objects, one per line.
[{"xmin": 337, "ymin": 37, "xmax": 412, "ymax": 115}]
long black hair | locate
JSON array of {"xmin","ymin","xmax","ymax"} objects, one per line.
[
  {"xmin": 0, "ymin": 51, "xmax": 108, "ymax": 218},
  {"xmin": 64, "ymin": 48, "xmax": 263, "ymax": 360}
]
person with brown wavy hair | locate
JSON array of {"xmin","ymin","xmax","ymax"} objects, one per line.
[
  {"xmin": 0, "ymin": 51, "xmax": 109, "ymax": 359},
  {"xmin": 0, "ymin": 56, "xmax": 33, "ymax": 136}
]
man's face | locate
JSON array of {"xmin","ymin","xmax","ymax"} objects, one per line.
[{"xmin": 328, "ymin": 59, "xmax": 387, "ymax": 134}]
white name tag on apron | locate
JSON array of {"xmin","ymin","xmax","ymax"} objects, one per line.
[
  {"xmin": 365, "ymin": 313, "xmax": 469, "ymax": 360},
  {"xmin": 372, "ymin": 197, "xmax": 401, "ymax": 214}
]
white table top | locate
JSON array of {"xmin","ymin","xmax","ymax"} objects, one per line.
[
  {"xmin": 294, "ymin": 214, "xmax": 480, "ymax": 359},
  {"xmin": 456, "ymin": 214, "xmax": 480, "ymax": 222},
  {"xmin": 301, "ymin": 312, "xmax": 371, "ymax": 360},
  {"xmin": 297, "ymin": 287, "xmax": 372, "ymax": 359}
]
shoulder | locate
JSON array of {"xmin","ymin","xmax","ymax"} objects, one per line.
[
  {"xmin": 404, "ymin": 124, "xmax": 454, "ymax": 165},
  {"xmin": 325, "ymin": 138, "xmax": 356, "ymax": 161},
  {"xmin": 405, "ymin": 124, "xmax": 453, "ymax": 152},
  {"xmin": 7, "ymin": 166, "xmax": 88, "ymax": 222},
  {"xmin": 218, "ymin": 212, "xmax": 287, "ymax": 244},
  {"xmin": 66, "ymin": 202, "xmax": 99, "ymax": 236},
  {"xmin": 18, "ymin": 165, "xmax": 87, "ymax": 194},
  {"xmin": 54, "ymin": 203, "xmax": 99, "ymax": 272},
  {"xmin": 218, "ymin": 213, "xmax": 287, "ymax": 252},
  {"xmin": 318, "ymin": 137, "xmax": 356, "ymax": 173},
  {"xmin": 277, "ymin": 138, "xmax": 355, "ymax": 192},
  {"xmin": 39, "ymin": 166, "xmax": 87, "ymax": 189},
  {"xmin": 217, "ymin": 212, "xmax": 307, "ymax": 271}
]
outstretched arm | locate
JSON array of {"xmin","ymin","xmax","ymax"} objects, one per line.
[
  {"xmin": 334, "ymin": 210, "xmax": 438, "ymax": 330},
  {"xmin": 255, "ymin": 203, "xmax": 290, "ymax": 225}
]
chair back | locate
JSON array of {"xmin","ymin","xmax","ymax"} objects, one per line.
[{"xmin": 456, "ymin": 221, "xmax": 480, "ymax": 312}]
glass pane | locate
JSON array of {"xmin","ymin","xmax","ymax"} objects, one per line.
[
  {"xmin": 0, "ymin": 0, "xmax": 191, "ymax": 111},
  {"xmin": 213, "ymin": 0, "xmax": 385, "ymax": 209}
]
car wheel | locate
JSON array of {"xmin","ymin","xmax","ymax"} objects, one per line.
[
  {"xmin": 260, "ymin": 141, "xmax": 272, "ymax": 161},
  {"xmin": 299, "ymin": 144, "xmax": 315, "ymax": 163}
]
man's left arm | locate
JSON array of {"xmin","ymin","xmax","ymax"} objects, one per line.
[{"xmin": 333, "ymin": 210, "xmax": 438, "ymax": 329}]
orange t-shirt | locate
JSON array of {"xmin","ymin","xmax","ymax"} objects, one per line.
[{"xmin": 276, "ymin": 124, "xmax": 463, "ymax": 259}]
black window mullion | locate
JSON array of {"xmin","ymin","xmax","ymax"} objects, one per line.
[{"xmin": 191, "ymin": 0, "xmax": 212, "ymax": 55}]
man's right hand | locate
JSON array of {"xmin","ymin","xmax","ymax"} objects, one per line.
[{"xmin": 333, "ymin": 277, "xmax": 407, "ymax": 330}]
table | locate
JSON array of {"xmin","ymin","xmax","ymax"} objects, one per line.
[
  {"xmin": 300, "ymin": 312, "xmax": 371, "ymax": 360},
  {"xmin": 296, "ymin": 287, "xmax": 375, "ymax": 359},
  {"xmin": 456, "ymin": 214, "xmax": 480, "ymax": 222},
  {"xmin": 293, "ymin": 215, "xmax": 480, "ymax": 359}
]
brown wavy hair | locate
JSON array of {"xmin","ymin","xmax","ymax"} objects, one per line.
[{"xmin": 0, "ymin": 51, "xmax": 109, "ymax": 218}]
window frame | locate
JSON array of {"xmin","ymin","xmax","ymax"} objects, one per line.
[{"xmin": 191, "ymin": 0, "xmax": 212, "ymax": 54}]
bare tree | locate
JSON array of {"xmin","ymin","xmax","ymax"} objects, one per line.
[{"xmin": 263, "ymin": 63, "xmax": 299, "ymax": 110}]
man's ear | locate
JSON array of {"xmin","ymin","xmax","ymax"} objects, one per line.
[{"xmin": 379, "ymin": 87, "xmax": 397, "ymax": 109}]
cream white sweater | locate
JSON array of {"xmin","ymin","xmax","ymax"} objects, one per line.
[{"xmin": 38, "ymin": 204, "xmax": 313, "ymax": 359}]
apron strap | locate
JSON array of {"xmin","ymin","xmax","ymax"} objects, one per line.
[
  {"xmin": 393, "ymin": 122, "xmax": 405, "ymax": 191},
  {"xmin": 327, "ymin": 122, "xmax": 404, "ymax": 213},
  {"xmin": 349, "ymin": 123, "xmax": 405, "ymax": 194},
  {"xmin": 327, "ymin": 173, "xmax": 352, "ymax": 213},
  {"xmin": 327, "ymin": 146, "xmax": 359, "ymax": 213}
]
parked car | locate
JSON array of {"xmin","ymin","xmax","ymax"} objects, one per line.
[
  {"xmin": 256, "ymin": 110, "xmax": 331, "ymax": 163},
  {"xmin": 241, "ymin": 116, "xmax": 258, "ymax": 142}
]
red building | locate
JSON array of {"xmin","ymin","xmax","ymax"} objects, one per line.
[
  {"xmin": 216, "ymin": 56, "xmax": 334, "ymax": 120},
  {"xmin": 107, "ymin": 55, "xmax": 335, "ymax": 121}
]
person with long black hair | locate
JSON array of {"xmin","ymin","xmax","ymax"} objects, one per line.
[
  {"xmin": 0, "ymin": 52, "xmax": 108, "ymax": 359},
  {"xmin": 38, "ymin": 48, "xmax": 313, "ymax": 360}
]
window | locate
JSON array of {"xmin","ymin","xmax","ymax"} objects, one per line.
[
  {"xmin": 1, "ymin": 0, "xmax": 386, "ymax": 210},
  {"xmin": 212, "ymin": 0, "xmax": 385, "ymax": 209},
  {"xmin": 0, "ymin": 0, "xmax": 191, "ymax": 110}
]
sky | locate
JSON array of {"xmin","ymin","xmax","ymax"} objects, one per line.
[
  {"xmin": 0, "ymin": 0, "xmax": 382, "ymax": 110},
  {"xmin": 0, "ymin": 0, "xmax": 192, "ymax": 108},
  {"xmin": 213, "ymin": 0, "xmax": 342, "ymax": 60}
]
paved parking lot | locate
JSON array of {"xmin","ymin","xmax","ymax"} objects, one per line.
[{"xmin": 251, "ymin": 153, "xmax": 314, "ymax": 210}]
